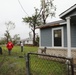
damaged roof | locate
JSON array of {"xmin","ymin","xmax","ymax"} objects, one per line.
[{"xmin": 36, "ymin": 20, "xmax": 66, "ymax": 29}]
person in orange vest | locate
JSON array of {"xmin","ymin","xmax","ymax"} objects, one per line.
[{"xmin": 6, "ymin": 40, "xmax": 14, "ymax": 55}]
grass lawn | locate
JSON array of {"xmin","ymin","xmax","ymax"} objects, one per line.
[
  {"xmin": 0, "ymin": 45, "xmax": 38, "ymax": 75},
  {"xmin": 0, "ymin": 46, "xmax": 68, "ymax": 75},
  {"xmin": 29, "ymin": 54, "xmax": 67, "ymax": 75}
]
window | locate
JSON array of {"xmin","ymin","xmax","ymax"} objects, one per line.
[{"xmin": 52, "ymin": 27, "xmax": 63, "ymax": 47}]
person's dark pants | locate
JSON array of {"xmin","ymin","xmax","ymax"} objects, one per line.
[
  {"xmin": 21, "ymin": 46, "xmax": 23, "ymax": 52},
  {"xmin": 0, "ymin": 47, "xmax": 2, "ymax": 55},
  {"xmin": 8, "ymin": 50, "xmax": 11, "ymax": 55}
]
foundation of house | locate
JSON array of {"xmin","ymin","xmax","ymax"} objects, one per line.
[{"xmin": 38, "ymin": 48, "xmax": 76, "ymax": 64}]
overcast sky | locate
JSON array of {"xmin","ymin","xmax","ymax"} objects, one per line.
[{"xmin": 0, "ymin": 0, "xmax": 76, "ymax": 39}]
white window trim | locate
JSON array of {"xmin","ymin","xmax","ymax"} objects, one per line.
[{"xmin": 52, "ymin": 27, "xmax": 64, "ymax": 48}]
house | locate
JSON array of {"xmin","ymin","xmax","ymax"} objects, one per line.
[
  {"xmin": 21, "ymin": 38, "xmax": 33, "ymax": 45},
  {"xmin": 37, "ymin": 4, "xmax": 76, "ymax": 63},
  {"xmin": 21, "ymin": 32, "xmax": 33, "ymax": 45},
  {"xmin": 24, "ymin": 38, "xmax": 33, "ymax": 45}
]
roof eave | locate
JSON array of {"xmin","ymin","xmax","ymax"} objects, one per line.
[
  {"xmin": 36, "ymin": 23, "xmax": 66, "ymax": 29},
  {"xmin": 59, "ymin": 4, "xmax": 76, "ymax": 19},
  {"xmin": 39, "ymin": 24, "xmax": 60, "ymax": 29}
]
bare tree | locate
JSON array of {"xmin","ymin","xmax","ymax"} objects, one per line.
[
  {"xmin": 12, "ymin": 34, "xmax": 20, "ymax": 45},
  {"xmin": 41, "ymin": 0, "xmax": 56, "ymax": 24},
  {"xmin": 4, "ymin": 21, "xmax": 15, "ymax": 43}
]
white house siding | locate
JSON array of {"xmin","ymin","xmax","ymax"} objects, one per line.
[{"xmin": 25, "ymin": 40, "xmax": 33, "ymax": 44}]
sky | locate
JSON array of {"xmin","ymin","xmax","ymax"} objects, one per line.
[{"xmin": 0, "ymin": 0, "xmax": 76, "ymax": 40}]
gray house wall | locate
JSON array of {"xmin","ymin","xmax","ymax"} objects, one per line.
[
  {"xmin": 40, "ymin": 28, "xmax": 52, "ymax": 46},
  {"xmin": 40, "ymin": 23, "xmax": 76, "ymax": 48},
  {"xmin": 62, "ymin": 22, "xmax": 76, "ymax": 48},
  {"xmin": 71, "ymin": 23, "xmax": 76, "ymax": 47},
  {"xmin": 63, "ymin": 25, "xmax": 67, "ymax": 47},
  {"xmin": 38, "ymin": 5, "xmax": 76, "ymax": 63}
]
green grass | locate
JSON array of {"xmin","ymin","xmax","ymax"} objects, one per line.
[
  {"xmin": 0, "ymin": 45, "xmax": 38, "ymax": 75},
  {"xmin": 0, "ymin": 46, "xmax": 67, "ymax": 75},
  {"xmin": 29, "ymin": 55, "xmax": 67, "ymax": 75}
]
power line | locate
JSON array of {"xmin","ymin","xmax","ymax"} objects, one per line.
[{"xmin": 18, "ymin": 0, "xmax": 29, "ymax": 16}]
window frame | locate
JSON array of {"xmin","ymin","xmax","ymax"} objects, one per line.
[{"xmin": 52, "ymin": 27, "xmax": 64, "ymax": 47}]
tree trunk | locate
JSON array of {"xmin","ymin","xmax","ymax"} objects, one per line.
[
  {"xmin": 33, "ymin": 24, "xmax": 36, "ymax": 46},
  {"xmin": 6, "ymin": 31, "xmax": 9, "ymax": 43}
]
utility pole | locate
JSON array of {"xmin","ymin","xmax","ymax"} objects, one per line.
[{"xmin": 41, "ymin": 0, "xmax": 46, "ymax": 24}]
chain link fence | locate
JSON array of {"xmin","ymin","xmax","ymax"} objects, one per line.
[{"xmin": 26, "ymin": 53, "xmax": 74, "ymax": 75}]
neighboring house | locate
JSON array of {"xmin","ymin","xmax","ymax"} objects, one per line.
[
  {"xmin": 21, "ymin": 32, "xmax": 33, "ymax": 45},
  {"xmin": 37, "ymin": 4, "xmax": 76, "ymax": 63},
  {"xmin": 25, "ymin": 38, "xmax": 33, "ymax": 45},
  {"xmin": 22, "ymin": 38, "xmax": 33, "ymax": 45}
]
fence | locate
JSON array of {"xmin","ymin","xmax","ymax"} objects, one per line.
[{"xmin": 26, "ymin": 53, "xmax": 74, "ymax": 75}]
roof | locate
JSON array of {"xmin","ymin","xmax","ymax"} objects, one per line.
[
  {"xmin": 26, "ymin": 38, "xmax": 33, "ymax": 41},
  {"xmin": 59, "ymin": 4, "xmax": 76, "ymax": 19},
  {"xmin": 37, "ymin": 4, "xmax": 76, "ymax": 29},
  {"xmin": 36, "ymin": 20, "xmax": 66, "ymax": 29}
]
